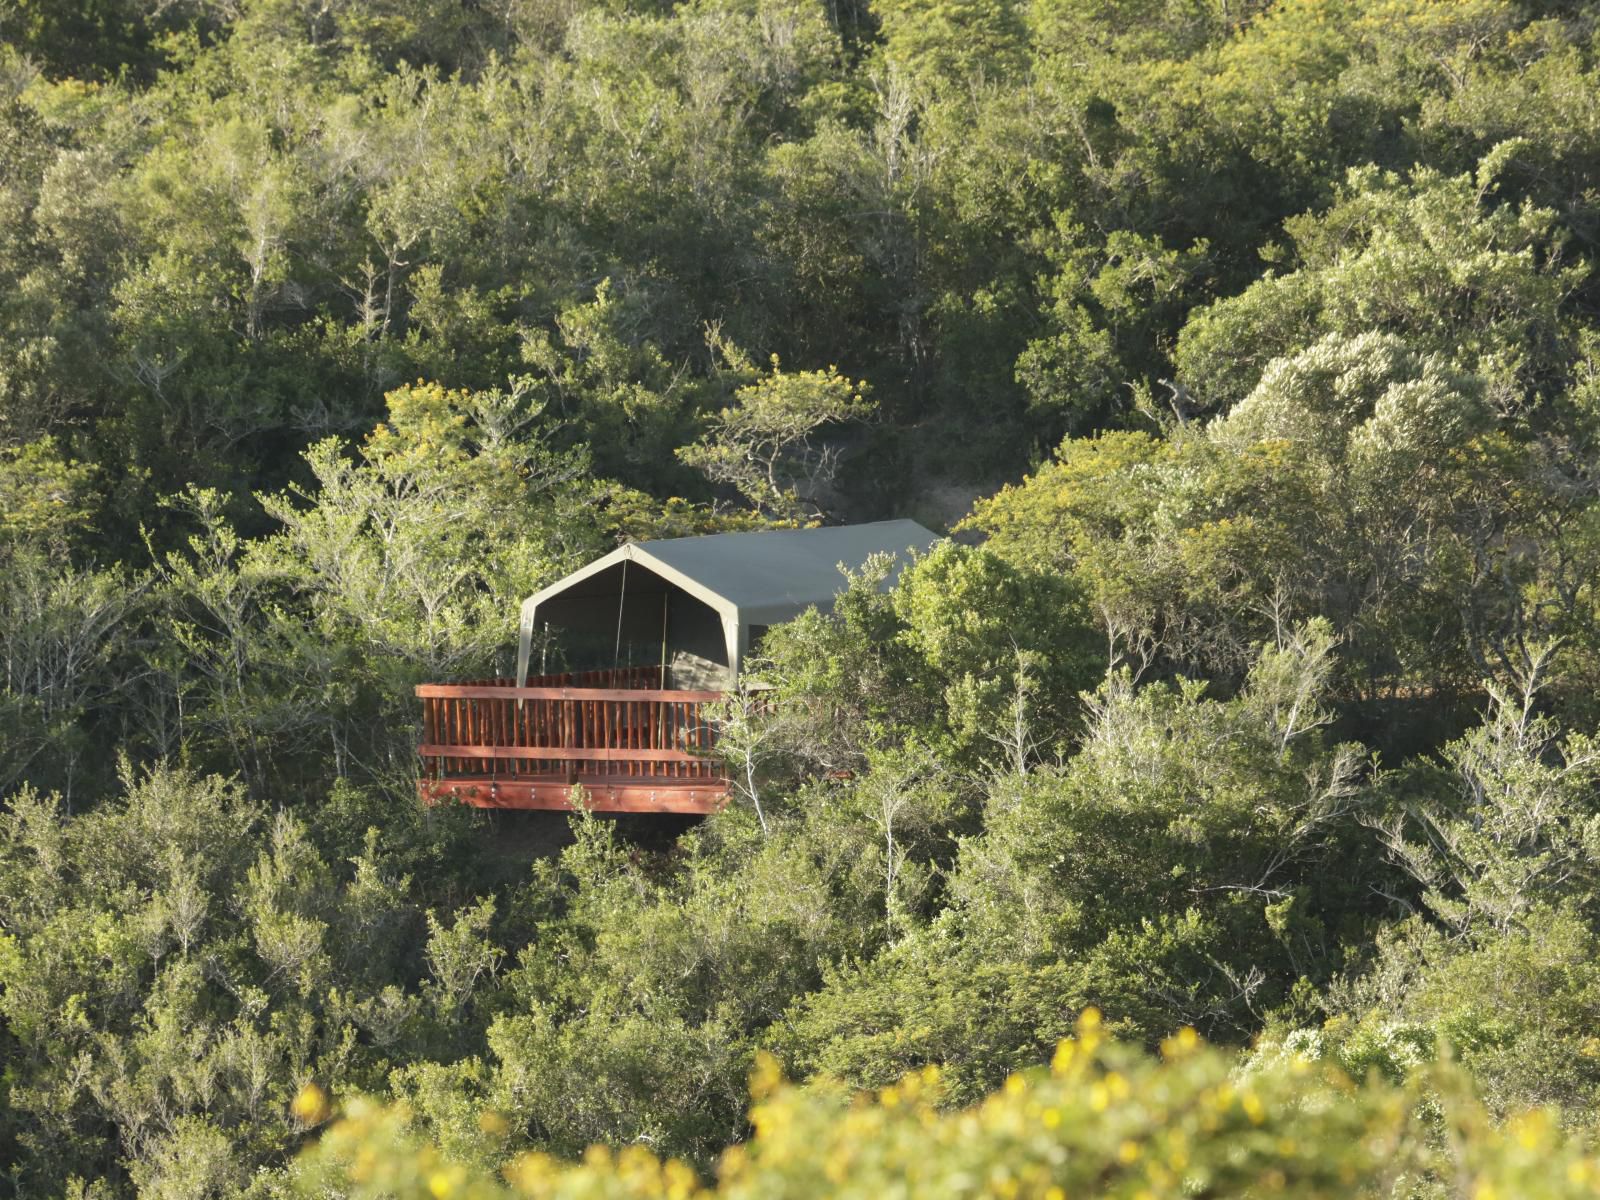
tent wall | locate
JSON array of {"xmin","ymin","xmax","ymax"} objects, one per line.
[
  {"xmin": 529, "ymin": 563, "xmax": 667, "ymax": 671},
  {"xmin": 666, "ymin": 589, "xmax": 730, "ymax": 689},
  {"xmin": 517, "ymin": 562, "xmax": 734, "ymax": 687}
]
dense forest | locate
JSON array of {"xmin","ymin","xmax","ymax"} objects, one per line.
[{"xmin": 4, "ymin": 0, "xmax": 1600, "ymax": 1195}]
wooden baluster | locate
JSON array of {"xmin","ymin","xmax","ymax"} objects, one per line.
[
  {"xmin": 444, "ymin": 694, "xmax": 457, "ymax": 780},
  {"xmin": 534, "ymin": 694, "xmax": 547, "ymax": 780},
  {"xmin": 696, "ymin": 700, "xmax": 706, "ymax": 780},
  {"xmin": 476, "ymin": 696, "xmax": 486, "ymax": 778},
  {"xmin": 532, "ymin": 693, "xmax": 543, "ymax": 770},
  {"xmin": 442, "ymin": 698, "xmax": 452, "ymax": 778},
  {"xmin": 421, "ymin": 697, "xmax": 433, "ymax": 781},
  {"xmin": 543, "ymin": 696, "xmax": 553, "ymax": 776},
  {"xmin": 509, "ymin": 698, "xmax": 517, "ymax": 780},
  {"xmin": 516, "ymin": 693, "xmax": 527, "ymax": 779},
  {"xmin": 438, "ymin": 698, "xmax": 447, "ymax": 778},
  {"xmin": 485, "ymin": 694, "xmax": 495, "ymax": 778},
  {"xmin": 489, "ymin": 695, "xmax": 499, "ymax": 779},
  {"xmin": 503, "ymin": 695, "xmax": 512, "ymax": 778},
  {"xmin": 495, "ymin": 694, "xmax": 506, "ymax": 778},
  {"xmin": 481, "ymin": 697, "xmax": 490, "ymax": 778},
  {"xmin": 548, "ymin": 695, "xmax": 557, "ymax": 777}
]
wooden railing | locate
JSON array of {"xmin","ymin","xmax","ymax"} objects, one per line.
[{"xmin": 416, "ymin": 665, "xmax": 725, "ymax": 787}]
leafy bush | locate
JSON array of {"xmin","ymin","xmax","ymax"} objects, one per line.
[{"xmin": 292, "ymin": 1013, "xmax": 1600, "ymax": 1199}]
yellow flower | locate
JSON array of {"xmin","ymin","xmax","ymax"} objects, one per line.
[
  {"xmin": 749, "ymin": 1051, "xmax": 784, "ymax": 1100},
  {"xmin": 1241, "ymin": 1092, "xmax": 1265, "ymax": 1125},
  {"xmin": 291, "ymin": 1083, "xmax": 331, "ymax": 1125},
  {"xmin": 1509, "ymin": 1110, "xmax": 1549, "ymax": 1150},
  {"xmin": 664, "ymin": 1158, "xmax": 699, "ymax": 1200},
  {"xmin": 1163, "ymin": 1027, "xmax": 1200, "ymax": 1058},
  {"xmin": 1051, "ymin": 1040, "xmax": 1077, "ymax": 1075},
  {"xmin": 478, "ymin": 1109, "xmax": 510, "ymax": 1136}
]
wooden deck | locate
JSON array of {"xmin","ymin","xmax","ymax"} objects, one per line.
[{"xmin": 416, "ymin": 666, "xmax": 730, "ymax": 814}]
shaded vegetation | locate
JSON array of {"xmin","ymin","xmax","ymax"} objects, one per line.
[{"xmin": 5, "ymin": 0, "xmax": 1600, "ymax": 1194}]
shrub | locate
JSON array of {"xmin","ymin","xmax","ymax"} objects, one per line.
[{"xmin": 292, "ymin": 1012, "xmax": 1600, "ymax": 1199}]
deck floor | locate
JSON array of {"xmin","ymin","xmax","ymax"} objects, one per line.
[{"xmin": 421, "ymin": 773, "xmax": 730, "ymax": 814}]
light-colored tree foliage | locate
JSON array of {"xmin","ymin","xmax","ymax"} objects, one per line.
[{"xmin": 679, "ymin": 359, "xmax": 875, "ymax": 522}]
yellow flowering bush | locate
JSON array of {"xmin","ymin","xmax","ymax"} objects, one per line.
[{"xmin": 293, "ymin": 1012, "xmax": 1600, "ymax": 1199}]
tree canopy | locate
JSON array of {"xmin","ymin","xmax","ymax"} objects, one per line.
[{"xmin": 7, "ymin": 0, "xmax": 1600, "ymax": 1195}]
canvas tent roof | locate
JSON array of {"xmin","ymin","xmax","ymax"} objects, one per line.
[{"xmin": 515, "ymin": 520, "xmax": 940, "ymax": 685}]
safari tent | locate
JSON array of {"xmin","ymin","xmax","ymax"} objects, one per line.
[{"xmin": 417, "ymin": 520, "xmax": 939, "ymax": 813}]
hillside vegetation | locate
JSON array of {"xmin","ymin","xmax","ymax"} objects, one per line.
[{"xmin": 4, "ymin": 0, "xmax": 1600, "ymax": 1195}]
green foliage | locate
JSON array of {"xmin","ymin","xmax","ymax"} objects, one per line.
[
  {"xmin": 1375, "ymin": 678, "xmax": 1600, "ymax": 938},
  {"xmin": 0, "ymin": 437, "xmax": 95, "ymax": 547},
  {"xmin": 875, "ymin": 0, "xmax": 1029, "ymax": 88},
  {"xmin": 750, "ymin": 544, "xmax": 1099, "ymax": 780},
  {"xmin": 971, "ymin": 315, "xmax": 1600, "ymax": 699},
  {"xmin": 678, "ymin": 358, "xmax": 875, "ymax": 522},
  {"xmin": 1176, "ymin": 162, "xmax": 1586, "ymax": 410},
  {"xmin": 775, "ymin": 624, "xmax": 1376, "ymax": 1095},
  {"xmin": 0, "ymin": 759, "xmax": 499, "ymax": 1196},
  {"xmin": 891, "ymin": 541, "xmax": 1099, "ymax": 766},
  {"xmin": 1278, "ymin": 907, "xmax": 1600, "ymax": 1122},
  {"xmin": 9, "ymin": 0, "xmax": 1600, "ymax": 1192}
]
